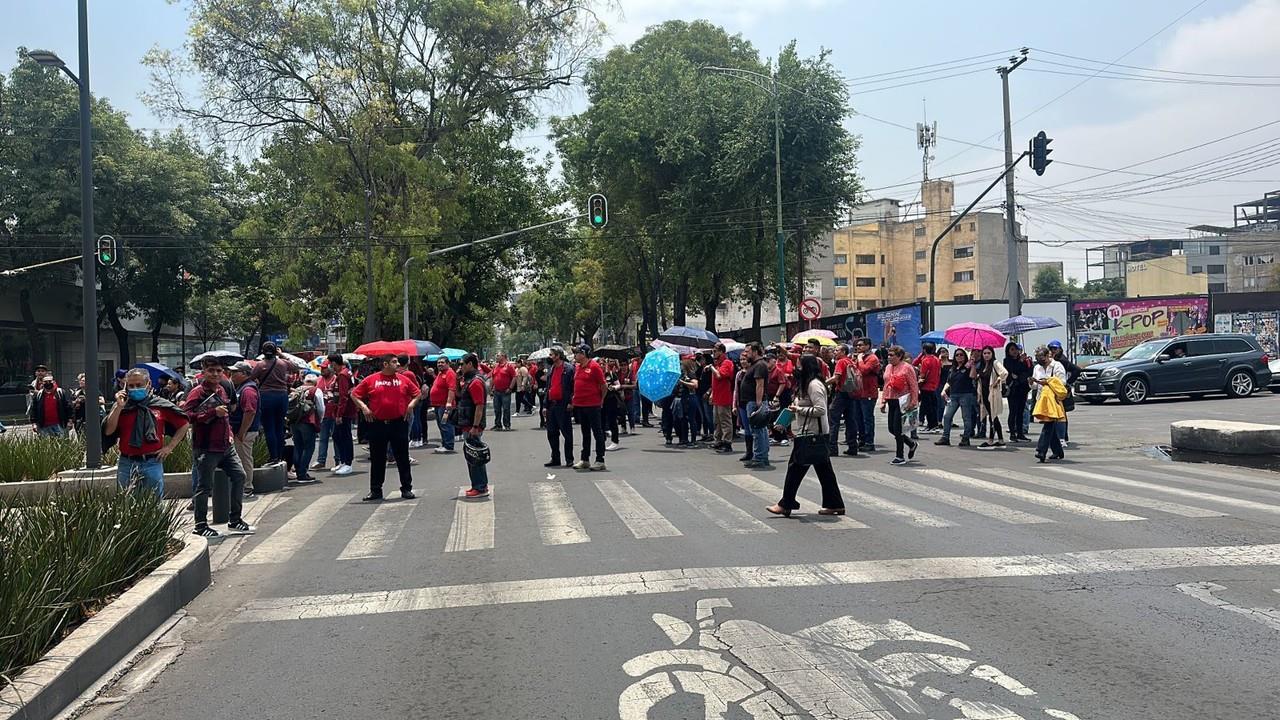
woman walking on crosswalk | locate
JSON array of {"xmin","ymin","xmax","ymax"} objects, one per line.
[{"xmin": 767, "ymin": 354, "xmax": 845, "ymax": 518}]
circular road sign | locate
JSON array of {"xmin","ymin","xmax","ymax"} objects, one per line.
[{"xmin": 799, "ymin": 297, "xmax": 822, "ymax": 321}]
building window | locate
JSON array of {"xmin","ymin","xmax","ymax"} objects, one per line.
[
  {"xmin": 969, "ymin": 222, "xmax": 975, "ymax": 231},
  {"xmin": 953, "ymin": 246, "xmax": 974, "ymax": 259},
  {"xmin": 834, "ymin": 299, "xmax": 850, "ymax": 309},
  {"xmin": 953, "ymin": 294, "xmax": 974, "ymax": 301},
  {"xmin": 916, "ymin": 274, "xmax": 926, "ymax": 283},
  {"xmin": 833, "ymin": 277, "xmax": 848, "ymax": 287},
  {"xmin": 1207, "ymin": 264, "xmax": 1226, "ymax": 274},
  {"xmin": 834, "ymin": 253, "xmax": 848, "ymax": 265},
  {"xmin": 1209, "ymin": 245, "xmax": 1221, "ymax": 255},
  {"xmin": 953, "ymin": 270, "xmax": 974, "ymax": 282},
  {"xmin": 881, "ymin": 277, "xmax": 886, "ymax": 287},
  {"xmin": 857, "ymin": 300, "xmax": 878, "ymax": 310},
  {"xmin": 855, "ymin": 277, "xmax": 877, "ymax": 287},
  {"xmin": 1191, "ymin": 266, "xmax": 1203, "ymax": 273},
  {"xmin": 880, "ymin": 254, "xmax": 885, "ymax": 264},
  {"xmin": 1208, "ymin": 282, "xmax": 1226, "ymax": 293},
  {"xmin": 914, "ymin": 226, "xmax": 926, "ymax": 237},
  {"xmin": 855, "ymin": 254, "xmax": 876, "ymax": 264},
  {"xmin": 914, "ymin": 250, "xmax": 927, "ymax": 260}
]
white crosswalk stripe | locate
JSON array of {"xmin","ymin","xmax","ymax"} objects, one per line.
[
  {"xmin": 530, "ymin": 481, "xmax": 591, "ymax": 545},
  {"xmin": 240, "ymin": 494, "xmax": 350, "ymax": 565},
  {"xmin": 444, "ymin": 486, "xmax": 496, "ymax": 552},
  {"xmin": 834, "ymin": 483, "xmax": 955, "ymax": 527},
  {"xmin": 1114, "ymin": 465, "xmax": 1280, "ymax": 500},
  {"xmin": 338, "ymin": 501, "xmax": 416, "ymax": 560},
  {"xmin": 1160, "ymin": 462, "xmax": 1280, "ymax": 489},
  {"xmin": 720, "ymin": 474, "xmax": 868, "ymax": 529},
  {"xmin": 664, "ymin": 478, "xmax": 777, "ymax": 534},
  {"xmin": 1047, "ymin": 467, "xmax": 1280, "ymax": 515},
  {"xmin": 984, "ymin": 468, "xmax": 1225, "ymax": 518},
  {"xmin": 915, "ymin": 468, "xmax": 1145, "ymax": 522},
  {"xmin": 851, "ymin": 470, "xmax": 1053, "ymax": 524},
  {"xmin": 593, "ymin": 478, "xmax": 682, "ymax": 539}
]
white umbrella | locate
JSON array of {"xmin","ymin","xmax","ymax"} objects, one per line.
[
  {"xmin": 257, "ymin": 351, "xmax": 309, "ymax": 370},
  {"xmin": 528, "ymin": 347, "xmax": 554, "ymax": 362}
]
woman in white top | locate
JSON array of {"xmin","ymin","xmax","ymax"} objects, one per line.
[{"xmin": 767, "ymin": 354, "xmax": 845, "ymax": 518}]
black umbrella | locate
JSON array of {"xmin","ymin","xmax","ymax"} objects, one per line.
[
  {"xmin": 593, "ymin": 344, "xmax": 634, "ymax": 361},
  {"xmin": 190, "ymin": 350, "xmax": 245, "ymax": 368},
  {"xmin": 656, "ymin": 325, "xmax": 719, "ymax": 349}
]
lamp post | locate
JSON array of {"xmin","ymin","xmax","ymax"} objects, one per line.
[
  {"xmin": 403, "ymin": 255, "xmax": 417, "ymax": 339},
  {"xmin": 701, "ymin": 65, "xmax": 788, "ymax": 326},
  {"xmin": 28, "ymin": 0, "xmax": 100, "ymax": 468}
]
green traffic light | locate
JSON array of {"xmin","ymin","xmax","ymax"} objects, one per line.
[{"xmin": 593, "ymin": 214, "xmax": 603, "ymax": 223}]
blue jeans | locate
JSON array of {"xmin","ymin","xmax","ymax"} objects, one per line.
[
  {"xmin": 117, "ymin": 455, "xmax": 164, "ymax": 498},
  {"xmin": 746, "ymin": 401, "xmax": 770, "ymax": 464},
  {"xmin": 259, "ymin": 390, "xmax": 288, "ymax": 462},
  {"xmin": 700, "ymin": 397, "xmax": 714, "ymax": 437},
  {"xmin": 37, "ymin": 424, "xmax": 64, "ymax": 437},
  {"xmin": 853, "ymin": 398, "xmax": 876, "ymax": 447},
  {"xmin": 828, "ymin": 393, "xmax": 856, "ymax": 451},
  {"xmin": 942, "ymin": 393, "xmax": 977, "ymax": 441},
  {"xmin": 409, "ymin": 408, "xmax": 423, "ymax": 442},
  {"xmin": 493, "ymin": 391, "xmax": 512, "ymax": 429},
  {"xmin": 292, "ymin": 423, "xmax": 317, "ymax": 480},
  {"xmin": 317, "ymin": 417, "xmax": 335, "ymax": 465},
  {"xmin": 434, "ymin": 405, "xmax": 455, "ymax": 450},
  {"xmin": 627, "ymin": 392, "xmax": 641, "ymax": 428}
]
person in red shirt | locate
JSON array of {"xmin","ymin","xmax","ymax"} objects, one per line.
[
  {"xmin": 626, "ymin": 355, "xmax": 646, "ymax": 428},
  {"xmin": 490, "ymin": 352, "xmax": 516, "ymax": 431},
  {"xmin": 914, "ymin": 342, "xmax": 943, "ymax": 432},
  {"xmin": 429, "ymin": 357, "xmax": 458, "ymax": 454},
  {"xmin": 708, "ymin": 343, "xmax": 737, "ymax": 453},
  {"xmin": 852, "ymin": 337, "xmax": 882, "ymax": 451},
  {"xmin": 825, "ymin": 343, "xmax": 861, "ymax": 457},
  {"xmin": 456, "ymin": 353, "xmax": 490, "ymax": 498},
  {"xmin": 325, "ymin": 354, "xmax": 358, "ymax": 475},
  {"xmin": 29, "ymin": 375, "xmax": 72, "ymax": 436},
  {"xmin": 105, "ymin": 368, "xmax": 189, "ymax": 498},
  {"xmin": 352, "ymin": 354, "xmax": 420, "ymax": 501},
  {"xmin": 571, "ymin": 344, "xmax": 608, "ymax": 471},
  {"xmin": 543, "ymin": 348, "xmax": 574, "ymax": 466},
  {"xmin": 182, "ymin": 360, "xmax": 252, "ymax": 537}
]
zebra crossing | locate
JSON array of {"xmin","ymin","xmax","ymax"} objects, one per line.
[{"xmin": 229, "ymin": 460, "xmax": 1280, "ymax": 566}]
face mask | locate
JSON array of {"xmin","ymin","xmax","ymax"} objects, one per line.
[{"xmin": 128, "ymin": 388, "xmax": 148, "ymax": 402}]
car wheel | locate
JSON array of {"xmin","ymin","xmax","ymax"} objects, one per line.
[
  {"xmin": 1227, "ymin": 370, "xmax": 1254, "ymax": 398},
  {"xmin": 1118, "ymin": 376, "xmax": 1148, "ymax": 404},
  {"xmin": 1085, "ymin": 397, "xmax": 1105, "ymax": 405}
]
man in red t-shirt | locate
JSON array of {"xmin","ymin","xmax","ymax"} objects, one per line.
[
  {"xmin": 456, "ymin": 353, "xmax": 490, "ymax": 498},
  {"xmin": 709, "ymin": 343, "xmax": 737, "ymax": 453},
  {"xmin": 852, "ymin": 337, "xmax": 882, "ymax": 450},
  {"xmin": 914, "ymin": 343, "xmax": 943, "ymax": 432},
  {"xmin": 429, "ymin": 357, "xmax": 458, "ymax": 454},
  {"xmin": 105, "ymin": 368, "xmax": 190, "ymax": 498},
  {"xmin": 490, "ymin": 352, "xmax": 516, "ymax": 431},
  {"xmin": 352, "ymin": 354, "xmax": 420, "ymax": 501},
  {"xmin": 571, "ymin": 344, "xmax": 608, "ymax": 471},
  {"xmin": 826, "ymin": 344, "xmax": 860, "ymax": 456}
]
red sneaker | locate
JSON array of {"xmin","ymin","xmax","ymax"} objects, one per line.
[{"xmin": 464, "ymin": 488, "xmax": 489, "ymax": 498}]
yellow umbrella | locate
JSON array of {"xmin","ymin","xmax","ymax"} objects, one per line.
[{"xmin": 791, "ymin": 330, "xmax": 837, "ymax": 346}]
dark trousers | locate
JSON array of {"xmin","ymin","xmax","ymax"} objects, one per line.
[
  {"xmin": 577, "ymin": 406, "xmax": 605, "ymax": 462},
  {"xmin": 887, "ymin": 400, "xmax": 914, "ymax": 459},
  {"xmin": 493, "ymin": 391, "xmax": 512, "ymax": 429},
  {"xmin": 546, "ymin": 403, "xmax": 573, "ymax": 463},
  {"xmin": 641, "ymin": 397, "xmax": 653, "ymax": 424},
  {"xmin": 332, "ymin": 418, "xmax": 355, "ymax": 465},
  {"xmin": 828, "ymin": 392, "xmax": 856, "ymax": 452},
  {"xmin": 367, "ymin": 418, "xmax": 412, "ymax": 495},
  {"xmin": 259, "ymin": 390, "xmax": 289, "ymax": 462},
  {"xmin": 193, "ymin": 448, "xmax": 245, "ymax": 526},
  {"xmin": 738, "ymin": 406, "xmax": 753, "ymax": 458},
  {"xmin": 1037, "ymin": 421, "xmax": 1065, "ymax": 458},
  {"xmin": 778, "ymin": 451, "xmax": 844, "ymax": 511},
  {"xmin": 603, "ymin": 398, "xmax": 621, "ymax": 443},
  {"xmin": 464, "ymin": 437, "xmax": 489, "ymax": 492},
  {"xmin": 920, "ymin": 390, "xmax": 939, "ymax": 429},
  {"xmin": 853, "ymin": 398, "xmax": 876, "ymax": 446},
  {"xmin": 291, "ymin": 422, "xmax": 317, "ymax": 480},
  {"xmin": 1007, "ymin": 386, "xmax": 1029, "ymax": 438}
]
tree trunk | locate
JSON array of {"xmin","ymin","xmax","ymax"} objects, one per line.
[
  {"xmin": 672, "ymin": 275, "xmax": 689, "ymax": 328},
  {"xmin": 19, "ymin": 288, "xmax": 44, "ymax": 367},
  {"xmin": 104, "ymin": 303, "xmax": 132, "ymax": 369},
  {"xmin": 149, "ymin": 316, "xmax": 163, "ymax": 362}
]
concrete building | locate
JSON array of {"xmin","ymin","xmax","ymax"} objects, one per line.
[
  {"xmin": 1125, "ymin": 255, "xmax": 1208, "ymax": 297},
  {"xmin": 830, "ymin": 179, "xmax": 1027, "ymax": 311}
]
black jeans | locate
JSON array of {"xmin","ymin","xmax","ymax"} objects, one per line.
[
  {"xmin": 778, "ymin": 451, "xmax": 844, "ymax": 511},
  {"xmin": 603, "ymin": 398, "xmax": 620, "ymax": 443},
  {"xmin": 1037, "ymin": 421, "xmax": 1065, "ymax": 458},
  {"xmin": 193, "ymin": 447, "xmax": 245, "ymax": 526},
  {"xmin": 920, "ymin": 390, "xmax": 939, "ymax": 429},
  {"xmin": 887, "ymin": 400, "xmax": 915, "ymax": 459},
  {"xmin": 367, "ymin": 418, "xmax": 412, "ymax": 495},
  {"xmin": 546, "ymin": 403, "xmax": 573, "ymax": 463},
  {"xmin": 577, "ymin": 406, "xmax": 605, "ymax": 462},
  {"xmin": 1007, "ymin": 385, "xmax": 1029, "ymax": 437}
]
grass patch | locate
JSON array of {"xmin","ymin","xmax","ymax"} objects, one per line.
[
  {"xmin": 0, "ymin": 432, "xmax": 273, "ymax": 484},
  {"xmin": 0, "ymin": 486, "xmax": 181, "ymax": 685}
]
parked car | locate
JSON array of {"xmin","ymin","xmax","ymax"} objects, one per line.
[
  {"xmin": 1074, "ymin": 333, "xmax": 1272, "ymax": 405},
  {"xmin": 1269, "ymin": 357, "xmax": 1280, "ymax": 393}
]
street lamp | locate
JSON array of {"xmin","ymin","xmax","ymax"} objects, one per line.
[
  {"xmin": 701, "ymin": 65, "xmax": 787, "ymax": 326},
  {"xmin": 403, "ymin": 255, "xmax": 417, "ymax": 339},
  {"xmin": 26, "ymin": 0, "xmax": 101, "ymax": 469}
]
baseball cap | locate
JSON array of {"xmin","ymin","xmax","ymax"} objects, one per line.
[
  {"xmin": 303, "ymin": 374, "xmax": 318, "ymax": 384},
  {"xmin": 230, "ymin": 361, "xmax": 254, "ymax": 374},
  {"xmin": 574, "ymin": 343, "xmax": 591, "ymax": 356},
  {"xmin": 1048, "ymin": 339, "xmax": 1063, "ymax": 349}
]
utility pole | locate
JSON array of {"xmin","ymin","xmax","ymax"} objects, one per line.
[{"xmin": 998, "ymin": 48, "xmax": 1028, "ymax": 318}]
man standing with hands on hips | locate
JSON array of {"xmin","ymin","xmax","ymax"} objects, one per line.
[{"xmin": 352, "ymin": 354, "xmax": 420, "ymax": 501}]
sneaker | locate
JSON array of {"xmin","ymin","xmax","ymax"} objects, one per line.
[
  {"xmin": 934, "ymin": 438, "xmax": 950, "ymax": 446},
  {"xmin": 333, "ymin": 465, "xmax": 354, "ymax": 476},
  {"xmin": 860, "ymin": 444, "xmax": 875, "ymax": 452},
  {"xmin": 605, "ymin": 442, "xmax": 619, "ymax": 451},
  {"xmin": 958, "ymin": 438, "xmax": 971, "ymax": 447},
  {"xmin": 401, "ymin": 490, "xmax": 416, "ymax": 500},
  {"xmin": 286, "ymin": 470, "xmax": 297, "ymax": 480},
  {"xmin": 309, "ymin": 461, "xmax": 322, "ymax": 469},
  {"xmin": 408, "ymin": 456, "xmax": 419, "ymax": 466},
  {"xmin": 464, "ymin": 488, "xmax": 490, "ymax": 498},
  {"xmin": 572, "ymin": 460, "xmax": 590, "ymax": 470},
  {"xmin": 907, "ymin": 440, "xmax": 919, "ymax": 460},
  {"xmin": 779, "ymin": 439, "xmax": 790, "ymax": 446},
  {"xmin": 408, "ymin": 440, "xmax": 422, "ymax": 449},
  {"xmin": 295, "ymin": 476, "xmax": 318, "ymax": 484},
  {"xmin": 978, "ymin": 441, "xmax": 993, "ymax": 449},
  {"xmin": 716, "ymin": 447, "xmax": 736, "ymax": 454},
  {"xmin": 745, "ymin": 462, "xmax": 775, "ymax": 471},
  {"xmin": 226, "ymin": 520, "xmax": 255, "ymax": 534},
  {"xmin": 433, "ymin": 447, "xmax": 456, "ymax": 454},
  {"xmin": 361, "ymin": 493, "xmax": 384, "ymax": 502},
  {"xmin": 590, "ymin": 461, "xmax": 607, "ymax": 472},
  {"xmin": 193, "ymin": 524, "xmax": 220, "ymax": 538},
  {"xmin": 889, "ymin": 457, "xmax": 907, "ymax": 466},
  {"xmin": 544, "ymin": 460, "xmax": 561, "ymax": 467},
  {"xmin": 995, "ymin": 440, "xmax": 1006, "ymax": 447},
  {"xmin": 243, "ymin": 488, "xmax": 256, "ymax": 497},
  {"xmin": 841, "ymin": 448, "xmax": 860, "ymax": 457}
]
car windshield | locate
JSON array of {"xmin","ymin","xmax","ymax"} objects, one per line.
[{"xmin": 1120, "ymin": 340, "xmax": 1168, "ymax": 361}]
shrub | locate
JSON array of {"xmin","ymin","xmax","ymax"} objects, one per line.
[
  {"xmin": 0, "ymin": 487, "xmax": 181, "ymax": 684},
  {"xmin": 0, "ymin": 434, "xmax": 118, "ymax": 484}
]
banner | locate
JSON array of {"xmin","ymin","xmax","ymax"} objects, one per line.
[
  {"xmin": 1071, "ymin": 297, "xmax": 1209, "ymax": 365},
  {"xmin": 785, "ymin": 312, "xmax": 865, "ymax": 343},
  {"xmin": 1214, "ymin": 311, "xmax": 1279, "ymax": 357},
  {"xmin": 865, "ymin": 304, "xmax": 923, "ymax": 356}
]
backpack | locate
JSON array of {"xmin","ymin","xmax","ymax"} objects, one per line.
[
  {"xmin": 287, "ymin": 386, "xmax": 316, "ymax": 425},
  {"xmin": 842, "ymin": 362, "xmax": 863, "ymax": 395}
]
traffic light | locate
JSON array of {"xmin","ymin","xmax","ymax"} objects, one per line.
[
  {"xmin": 1029, "ymin": 131, "xmax": 1053, "ymax": 176},
  {"xmin": 96, "ymin": 235, "xmax": 118, "ymax": 267},
  {"xmin": 587, "ymin": 193, "xmax": 608, "ymax": 229}
]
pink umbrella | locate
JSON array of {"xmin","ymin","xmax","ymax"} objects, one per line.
[{"xmin": 943, "ymin": 322, "xmax": 1007, "ymax": 350}]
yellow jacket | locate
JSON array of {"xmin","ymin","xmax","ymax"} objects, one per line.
[{"xmin": 1033, "ymin": 377, "xmax": 1068, "ymax": 422}]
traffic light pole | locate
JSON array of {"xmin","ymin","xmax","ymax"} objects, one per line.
[
  {"xmin": 998, "ymin": 50, "xmax": 1028, "ymax": 319},
  {"xmin": 76, "ymin": 0, "xmax": 101, "ymax": 469},
  {"xmin": 773, "ymin": 97, "xmax": 787, "ymax": 329}
]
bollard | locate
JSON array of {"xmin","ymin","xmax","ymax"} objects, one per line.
[{"xmin": 211, "ymin": 468, "xmax": 230, "ymax": 524}]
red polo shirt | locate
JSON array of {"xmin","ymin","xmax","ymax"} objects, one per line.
[
  {"xmin": 117, "ymin": 406, "xmax": 188, "ymax": 456},
  {"xmin": 353, "ymin": 372, "xmax": 418, "ymax": 421},
  {"xmin": 548, "ymin": 363, "xmax": 566, "ymax": 402},
  {"xmin": 428, "ymin": 368, "xmax": 456, "ymax": 406},
  {"xmin": 573, "ymin": 359, "xmax": 605, "ymax": 407},
  {"xmin": 41, "ymin": 392, "xmax": 60, "ymax": 427},
  {"xmin": 492, "ymin": 362, "xmax": 516, "ymax": 393},
  {"xmin": 710, "ymin": 358, "xmax": 735, "ymax": 407}
]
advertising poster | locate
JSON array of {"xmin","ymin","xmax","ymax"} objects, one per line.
[
  {"xmin": 1071, "ymin": 297, "xmax": 1209, "ymax": 365},
  {"xmin": 785, "ymin": 312, "xmax": 866, "ymax": 343},
  {"xmin": 865, "ymin": 304, "xmax": 923, "ymax": 356},
  {"xmin": 1214, "ymin": 311, "xmax": 1280, "ymax": 357}
]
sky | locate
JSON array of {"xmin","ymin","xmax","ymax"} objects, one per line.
[{"xmin": 5, "ymin": 0, "xmax": 1280, "ymax": 284}]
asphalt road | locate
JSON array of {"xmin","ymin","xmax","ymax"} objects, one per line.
[{"xmin": 81, "ymin": 393, "xmax": 1280, "ymax": 720}]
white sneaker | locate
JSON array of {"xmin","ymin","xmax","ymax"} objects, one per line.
[
  {"xmin": 333, "ymin": 465, "xmax": 353, "ymax": 476},
  {"xmin": 309, "ymin": 461, "xmax": 322, "ymax": 469},
  {"xmin": 605, "ymin": 442, "xmax": 619, "ymax": 451},
  {"xmin": 572, "ymin": 460, "xmax": 590, "ymax": 470},
  {"xmin": 433, "ymin": 447, "xmax": 455, "ymax": 454}
]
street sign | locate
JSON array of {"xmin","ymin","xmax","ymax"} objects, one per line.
[{"xmin": 799, "ymin": 297, "xmax": 822, "ymax": 321}]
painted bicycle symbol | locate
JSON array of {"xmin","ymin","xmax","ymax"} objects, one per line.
[{"xmin": 619, "ymin": 598, "xmax": 1081, "ymax": 719}]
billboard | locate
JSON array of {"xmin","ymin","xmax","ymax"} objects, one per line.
[
  {"xmin": 785, "ymin": 312, "xmax": 866, "ymax": 343},
  {"xmin": 1214, "ymin": 311, "xmax": 1279, "ymax": 357},
  {"xmin": 865, "ymin": 303, "xmax": 923, "ymax": 356},
  {"xmin": 1071, "ymin": 296, "xmax": 1209, "ymax": 365}
]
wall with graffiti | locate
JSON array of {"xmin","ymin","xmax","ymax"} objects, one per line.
[{"xmin": 1071, "ymin": 296, "xmax": 1209, "ymax": 365}]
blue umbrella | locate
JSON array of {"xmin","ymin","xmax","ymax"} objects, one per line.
[
  {"xmin": 921, "ymin": 330, "xmax": 948, "ymax": 344},
  {"xmin": 656, "ymin": 325, "xmax": 719, "ymax": 349},
  {"xmin": 992, "ymin": 315, "xmax": 1061, "ymax": 334},
  {"xmin": 637, "ymin": 346, "xmax": 682, "ymax": 402},
  {"xmin": 133, "ymin": 362, "xmax": 182, "ymax": 389},
  {"xmin": 426, "ymin": 347, "xmax": 467, "ymax": 362},
  {"xmin": 410, "ymin": 339, "xmax": 443, "ymax": 357}
]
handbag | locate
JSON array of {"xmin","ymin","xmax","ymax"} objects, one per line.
[
  {"xmin": 1062, "ymin": 394, "xmax": 1076, "ymax": 412},
  {"xmin": 790, "ymin": 434, "xmax": 829, "ymax": 465},
  {"xmin": 748, "ymin": 402, "xmax": 778, "ymax": 429}
]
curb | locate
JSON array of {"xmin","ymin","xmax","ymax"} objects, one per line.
[
  {"xmin": 0, "ymin": 533, "xmax": 211, "ymax": 720},
  {"xmin": 0, "ymin": 465, "xmax": 283, "ymax": 504}
]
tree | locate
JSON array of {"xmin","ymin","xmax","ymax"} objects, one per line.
[
  {"xmin": 189, "ymin": 288, "xmax": 259, "ymax": 353},
  {"xmin": 1033, "ymin": 267, "xmax": 1128, "ymax": 300}
]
